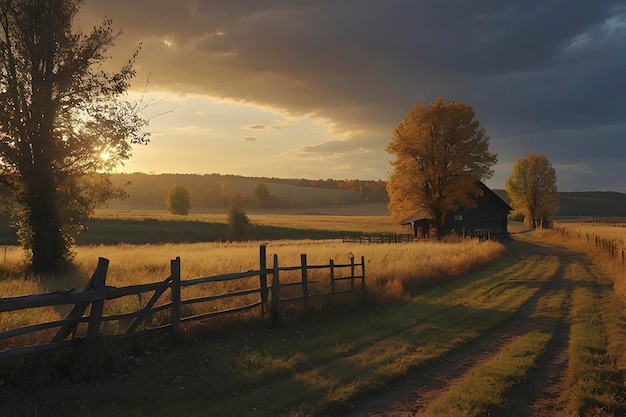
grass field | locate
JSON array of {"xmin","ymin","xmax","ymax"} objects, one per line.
[
  {"xmin": 0, "ymin": 206, "xmax": 399, "ymax": 246},
  {"xmin": 3, "ymin": 214, "xmax": 626, "ymax": 416},
  {"xmin": 7, "ymin": 231, "xmax": 624, "ymax": 416},
  {"xmin": 0, "ymin": 238, "xmax": 506, "ymax": 341},
  {"xmin": 555, "ymin": 219, "xmax": 626, "ymax": 244},
  {"xmin": 0, "ymin": 210, "xmax": 505, "ymax": 353}
]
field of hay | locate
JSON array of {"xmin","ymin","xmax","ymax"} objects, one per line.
[
  {"xmin": 555, "ymin": 219, "xmax": 626, "ymax": 245},
  {"xmin": 0, "ymin": 238, "xmax": 505, "ymax": 299},
  {"xmin": 0, "ymin": 210, "xmax": 506, "ymax": 341}
]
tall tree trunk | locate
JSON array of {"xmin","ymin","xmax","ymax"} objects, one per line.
[
  {"xmin": 24, "ymin": 173, "xmax": 68, "ymax": 275},
  {"xmin": 432, "ymin": 208, "xmax": 446, "ymax": 239}
]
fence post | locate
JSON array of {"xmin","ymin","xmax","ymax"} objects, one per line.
[
  {"xmin": 301, "ymin": 254, "xmax": 309, "ymax": 309},
  {"xmin": 259, "ymin": 245, "xmax": 268, "ymax": 315},
  {"xmin": 350, "ymin": 256, "xmax": 355, "ymax": 292},
  {"xmin": 329, "ymin": 259, "xmax": 335, "ymax": 295},
  {"xmin": 171, "ymin": 257, "xmax": 181, "ymax": 341},
  {"xmin": 361, "ymin": 255, "xmax": 366, "ymax": 292},
  {"xmin": 76, "ymin": 257, "xmax": 109, "ymax": 381},
  {"xmin": 53, "ymin": 265, "xmax": 99, "ymax": 343},
  {"xmin": 271, "ymin": 254, "xmax": 280, "ymax": 326}
]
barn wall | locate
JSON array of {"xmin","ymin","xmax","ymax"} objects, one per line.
[{"xmin": 444, "ymin": 186, "xmax": 510, "ymax": 237}]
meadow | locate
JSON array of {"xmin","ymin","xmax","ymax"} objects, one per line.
[
  {"xmin": 11, "ymin": 230, "xmax": 625, "ymax": 417},
  {"xmin": 4, "ymin": 214, "xmax": 626, "ymax": 416},
  {"xmin": 0, "ymin": 209, "xmax": 506, "ymax": 348},
  {"xmin": 555, "ymin": 218, "xmax": 626, "ymax": 244}
]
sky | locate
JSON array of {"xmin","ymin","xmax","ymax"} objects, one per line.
[{"xmin": 78, "ymin": 1, "xmax": 626, "ymax": 192}]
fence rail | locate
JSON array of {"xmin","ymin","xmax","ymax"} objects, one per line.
[
  {"xmin": 553, "ymin": 224, "xmax": 626, "ymax": 268},
  {"xmin": 343, "ymin": 233, "xmax": 415, "ymax": 244},
  {"xmin": 0, "ymin": 245, "xmax": 365, "ymax": 379}
]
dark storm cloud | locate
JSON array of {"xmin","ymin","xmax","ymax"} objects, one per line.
[{"xmin": 82, "ymin": 0, "xmax": 626, "ymax": 190}]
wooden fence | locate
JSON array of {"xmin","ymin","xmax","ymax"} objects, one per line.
[
  {"xmin": 343, "ymin": 233, "xmax": 414, "ymax": 244},
  {"xmin": 553, "ymin": 225, "xmax": 626, "ymax": 267},
  {"xmin": 0, "ymin": 245, "xmax": 365, "ymax": 379}
]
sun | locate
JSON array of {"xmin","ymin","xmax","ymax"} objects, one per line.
[{"xmin": 100, "ymin": 151, "xmax": 111, "ymax": 161}]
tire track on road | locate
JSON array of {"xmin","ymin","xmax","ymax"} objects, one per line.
[{"xmin": 346, "ymin": 248, "xmax": 568, "ymax": 416}]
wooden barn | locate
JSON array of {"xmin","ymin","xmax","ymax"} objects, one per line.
[{"xmin": 401, "ymin": 182, "xmax": 512, "ymax": 239}]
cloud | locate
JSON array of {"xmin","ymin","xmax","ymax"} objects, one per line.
[
  {"xmin": 243, "ymin": 124, "xmax": 266, "ymax": 130},
  {"xmin": 242, "ymin": 136, "xmax": 258, "ymax": 142},
  {"xmin": 242, "ymin": 121, "xmax": 289, "ymax": 131},
  {"xmin": 298, "ymin": 138, "xmax": 372, "ymax": 156},
  {"xmin": 81, "ymin": 0, "xmax": 626, "ymax": 190}
]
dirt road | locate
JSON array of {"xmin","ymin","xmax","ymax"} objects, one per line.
[{"xmin": 347, "ymin": 237, "xmax": 625, "ymax": 417}]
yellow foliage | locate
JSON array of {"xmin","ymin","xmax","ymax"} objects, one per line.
[
  {"xmin": 506, "ymin": 153, "xmax": 559, "ymax": 227},
  {"xmin": 386, "ymin": 97, "xmax": 497, "ymax": 225}
]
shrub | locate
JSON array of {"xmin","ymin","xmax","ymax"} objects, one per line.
[
  {"xmin": 228, "ymin": 207, "xmax": 249, "ymax": 240},
  {"xmin": 166, "ymin": 184, "xmax": 191, "ymax": 215}
]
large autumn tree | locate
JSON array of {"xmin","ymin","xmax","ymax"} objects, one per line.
[
  {"xmin": 0, "ymin": 0, "xmax": 148, "ymax": 274},
  {"xmin": 506, "ymin": 153, "xmax": 559, "ymax": 228},
  {"xmin": 386, "ymin": 97, "xmax": 497, "ymax": 237}
]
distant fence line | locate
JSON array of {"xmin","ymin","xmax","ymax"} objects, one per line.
[
  {"xmin": 342, "ymin": 233, "xmax": 415, "ymax": 244},
  {"xmin": 0, "ymin": 245, "xmax": 365, "ymax": 380},
  {"xmin": 553, "ymin": 224, "xmax": 626, "ymax": 266}
]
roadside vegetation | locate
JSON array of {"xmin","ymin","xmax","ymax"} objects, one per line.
[{"xmin": 536, "ymin": 220, "xmax": 626, "ymax": 297}]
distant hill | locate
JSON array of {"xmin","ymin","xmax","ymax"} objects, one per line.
[
  {"xmin": 105, "ymin": 173, "xmax": 626, "ymax": 218},
  {"xmin": 492, "ymin": 189, "xmax": 626, "ymax": 218},
  {"xmin": 107, "ymin": 173, "xmax": 388, "ymax": 210}
]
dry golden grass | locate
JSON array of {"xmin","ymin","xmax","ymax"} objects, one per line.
[
  {"xmin": 537, "ymin": 220, "xmax": 626, "ymax": 298},
  {"xmin": 0, "ymin": 238, "xmax": 506, "ymax": 338},
  {"xmin": 1, "ymin": 239, "xmax": 505, "ymax": 294},
  {"xmin": 556, "ymin": 221, "xmax": 626, "ymax": 245}
]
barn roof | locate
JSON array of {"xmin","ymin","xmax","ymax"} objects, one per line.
[
  {"xmin": 400, "ymin": 209, "xmax": 430, "ymax": 225},
  {"xmin": 476, "ymin": 181, "xmax": 513, "ymax": 211}
]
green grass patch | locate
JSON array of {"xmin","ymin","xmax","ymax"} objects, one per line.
[
  {"xmin": 423, "ymin": 330, "xmax": 553, "ymax": 417},
  {"xmin": 568, "ymin": 261, "xmax": 626, "ymax": 415},
  {"xmin": 76, "ymin": 217, "xmax": 361, "ymax": 245}
]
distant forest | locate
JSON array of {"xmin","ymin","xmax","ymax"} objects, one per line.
[{"xmin": 107, "ymin": 173, "xmax": 388, "ymax": 209}]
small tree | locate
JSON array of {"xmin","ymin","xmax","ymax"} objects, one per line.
[
  {"xmin": 386, "ymin": 97, "xmax": 497, "ymax": 237},
  {"xmin": 166, "ymin": 184, "xmax": 191, "ymax": 215},
  {"xmin": 228, "ymin": 207, "xmax": 249, "ymax": 241},
  {"xmin": 506, "ymin": 154, "xmax": 559, "ymax": 228}
]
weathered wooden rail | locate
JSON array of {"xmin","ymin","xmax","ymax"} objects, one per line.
[{"xmin": 0, "ymin": 245, "xmax": 365, "ymax": 379}]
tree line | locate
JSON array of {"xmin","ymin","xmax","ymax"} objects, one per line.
[{"xmin": 107, "ymin": 173, "xmax": 388, "ymax": 210}]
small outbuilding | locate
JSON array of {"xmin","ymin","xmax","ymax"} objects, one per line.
[{"xmin": 401, "ymin": 182, "xmax": 512, "ymax": 239}]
